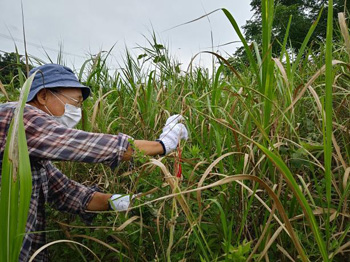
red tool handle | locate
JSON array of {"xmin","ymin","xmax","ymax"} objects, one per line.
[{"xmin": 176, "ymin": 145, "xmax": 182, "ymax": 178}]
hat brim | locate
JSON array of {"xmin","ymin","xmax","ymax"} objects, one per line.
[{"xmin": 26, "ymin": 81, "xmax": 91, "ymax": 102}]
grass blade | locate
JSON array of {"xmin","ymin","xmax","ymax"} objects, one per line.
[
  {"xmin": 0, "ymin": 72, "xmax": 36, "ymax": 261},
  {"xmin": 324, "ymin": 0, "xmax": 334, "ymax": 251},
  {"xmin": 257, "ymin": 144, "xmax": 328, "ymax": 261}
]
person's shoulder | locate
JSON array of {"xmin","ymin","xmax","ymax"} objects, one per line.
[
  {"xmin": 23, "ymin": 103, "xmax": 49, "ymax": 117},
  {"xmin": 0, "ymin": 102, "xmax": 48, "ymax": 121},
  {"xmin": 0, "ymin": 102, "xmax": 18, "ymax": 116},
  {"xmin": 23, "ymin": 103, "xmax": 59, "ymax": 128},
  {"xmin": 0, "ymin": 102, "xmax": 41, "ymax": 112},
  {"xmin": 0, "ymin": 101, "xmax": 17, "ymax": 110}
]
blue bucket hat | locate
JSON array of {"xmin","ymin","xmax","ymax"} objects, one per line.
[{"xmin": 27, "ymin": 64, "xmax": 91, "ymax": 102}]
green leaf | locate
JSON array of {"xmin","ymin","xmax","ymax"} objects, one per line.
[
  {"xmin": 257, "ymin": 143, "xmax": 328, "ymax": 261},
  {"xmin": 0, "ymin": 72, "xmax": 36, "ymax": 261}
]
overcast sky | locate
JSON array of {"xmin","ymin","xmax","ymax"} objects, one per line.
[{"xmin": 1, "ymin": 0, "xmax": 252, "ymax": 71}]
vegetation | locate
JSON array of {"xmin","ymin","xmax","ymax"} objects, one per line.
[
  {"xmin": 243, "ymin": 0, "xmax": 350, "ymax": 51},
  {"xmin": 231, "ymin": 0, "xmax": 350, "ymax": 68},
  {"xmin": 0, "ymin": 70, "xmax": 34, "ymax": 262},
  {"xmin": 2, "ymin": 1, "xmax": 350, "ymax": 261},
  {"xmin": 0, "ymin": 52, "xmax": 31, "ymax": 90}
]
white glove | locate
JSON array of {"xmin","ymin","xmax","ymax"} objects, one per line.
[
  {"xmin": 158, "ymin": 114, "xmax": 188, "ymax": 155},
  {"xmin": 164, "ymin": 114, "xmax": 184, "ymax": 126},
  {"xmin": 109, "ymin": 194, "xmax": 134, "ymax": 211}
]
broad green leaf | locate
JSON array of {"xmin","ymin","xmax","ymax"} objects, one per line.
[{"xmin": 0, "ymin": 72, "xmax": 37, "ymax": 261}]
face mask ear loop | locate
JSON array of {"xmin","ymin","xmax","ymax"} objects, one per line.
[
  {"xmin": 44, "ymin": 105, "xmax": 54, "ymax": 116},
  {"xmin": 49, "ymin": 90, "xmax": 66, "ymax": 106},
  {"xmin": 46, "ymin": 90, "xmax": 66, "ymax": 116}
]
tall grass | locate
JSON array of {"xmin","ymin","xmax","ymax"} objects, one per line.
[
  {"xmin": 2, "ymin": 0, "xmax": 350, "ymax": 261},
  {"xmin": 324, "ymin": 0, "xmax": 334, "ymax": 252},
  {"xmin": 51, "ymin": 8, "xmax": 349, "ymax": 258},
  {"xmin": 0, "ymin": 71, "xmax": 36, "ymax": 261}
]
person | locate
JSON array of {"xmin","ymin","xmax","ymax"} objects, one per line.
[{"xmin": 0, "ymin": 64, "xmax": 188, "ymax": 261}]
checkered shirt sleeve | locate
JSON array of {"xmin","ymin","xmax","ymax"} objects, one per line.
[{"xmin": 23, "ymin": 104, "xmax": 131, "ymax": 169}]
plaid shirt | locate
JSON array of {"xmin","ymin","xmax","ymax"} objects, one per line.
[{"xmin": 0, "ymin": 102, "xmax": 131, "ymax": 262}]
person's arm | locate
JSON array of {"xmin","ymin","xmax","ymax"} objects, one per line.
[
  {"xmin": 122, "ymin": 140, "xmax": 164, "ymax": 161},
  {"xmin": 87, "ymin": 192, "xmax": 112, "ymax": 211},
  {"xmin": 46, "ymin": 162, "xmax": 133, "ymax": 213},
  {"xmin": 87, "ymin": 192, "xmax": 136, "ymax": 211},
  {"xmin": 25, "ymin": 107, "xmax": 187, "ymax": 170},
  {"xmin": 24, "ymin": 105, "xmax": 131, "ymax": 169},
  {"xmin": 46, "ymin": 162, "xmax": 102, "ymax": 217}
]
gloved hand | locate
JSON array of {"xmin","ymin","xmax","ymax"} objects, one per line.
[
  {"xmin": 157, "ymin": 114, "xmax": 188, "ymax": 155},
  {"xmin": 109, "ymin": 194, "xmax": 134, "ymax": 211}
]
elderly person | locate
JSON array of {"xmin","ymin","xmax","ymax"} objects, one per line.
[{"xmin": 0, "ymin": 64, "xmax": 188, "ymax": 261}]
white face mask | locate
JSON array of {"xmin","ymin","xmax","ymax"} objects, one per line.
[
  {"xmin": 45, "ymin": 91, "xmax": 82, "ymax": 128},
  {"xmin": 52, "ymin": 103, "xmax": 82, "ymax": 128}
]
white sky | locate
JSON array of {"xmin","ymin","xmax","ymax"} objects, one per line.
[{"xmin": 0, "ymin": 0, "xmax": 252, "ymax": 71}]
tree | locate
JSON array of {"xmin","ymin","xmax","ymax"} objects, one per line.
[
  {"xmin": 240, "ymin": 0, "xmax": 350, "ymax": 55},
  {"xmin": 221, "ymin": 0, "xmax": 349, "ymax": 76},
  {"xmin": 0, "ymin": 52, "xmax": 30, "ymax": 87}
]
